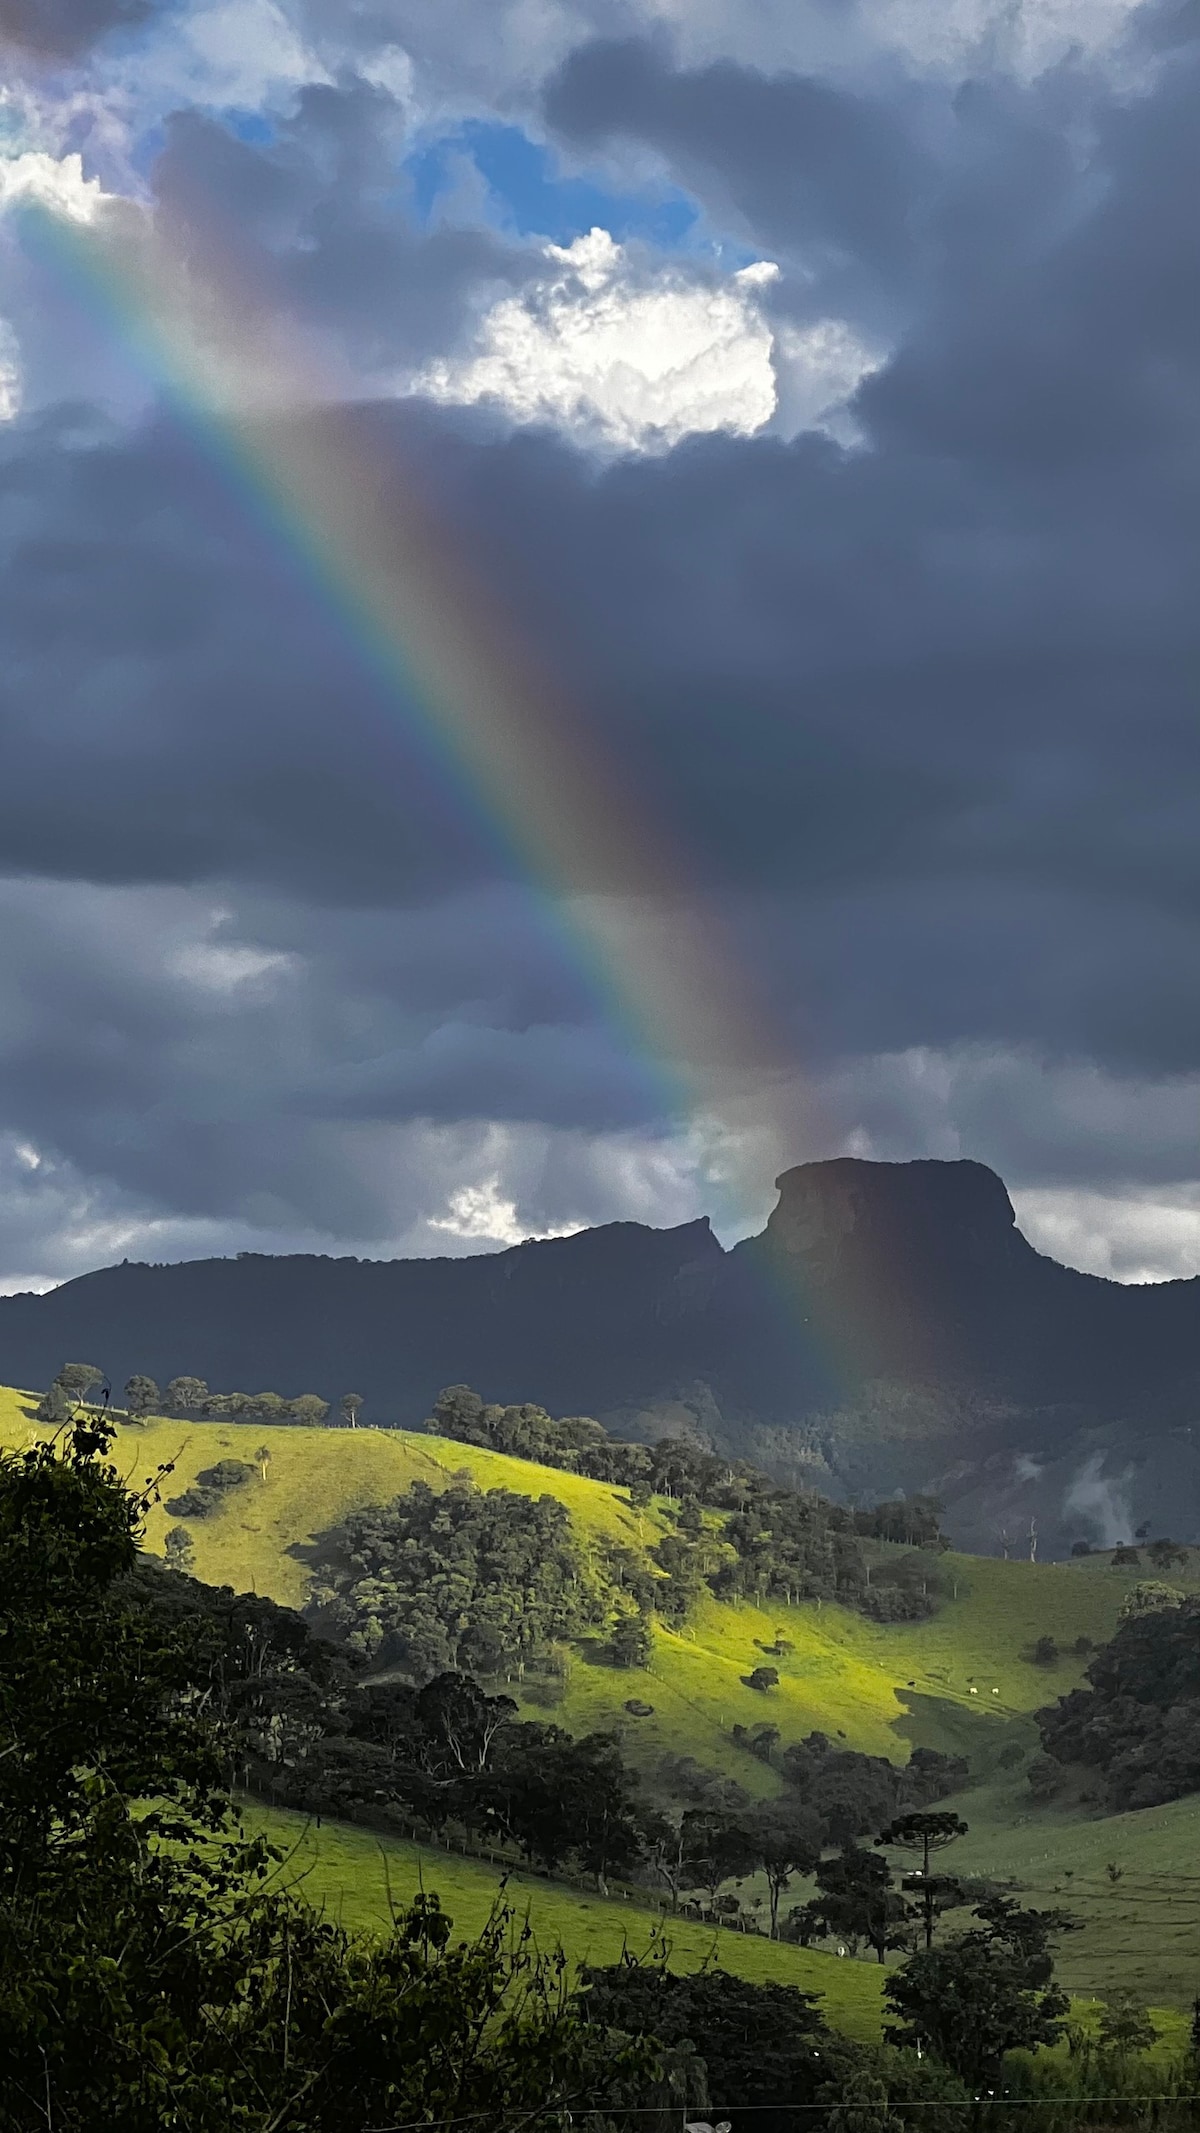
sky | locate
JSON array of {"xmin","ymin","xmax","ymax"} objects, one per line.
[{"xmin": 0, "ymin": 0, "xmax": 1198, "ymax": 1290}]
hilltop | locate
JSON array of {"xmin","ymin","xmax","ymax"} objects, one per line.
[{"xmin": 5, "ymin": 1158, "xmax": 1200, "ymax": 1551}]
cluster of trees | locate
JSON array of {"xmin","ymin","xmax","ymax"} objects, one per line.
[
  {"xmin": 1037, "ymin": 1591, "xmax": 1200, "ymax": 1809},
  {"xmin": 165, "ymin": 1455, "xmax": 258, "ymax": 1521},
  {"xmin": 7, "ymin": 1412, "xmax": 1188, "ymax": 2129},
  {"xmin": 36, "ymin": 1362, "xmax": 365, "ymax": 1430},
  {"xmin": 429, "ymin": 1385, "xmax": 947, "ymax": 1623},
  {"xmin": 307, "ymin": 1479, "xmax": 609, "ymax": 1676},
  {"xmin": 164, "ymin": 1592, "xmax": 970, "ymax": 1939},
  {"xmin": 159, "ymin": 1378, "xmax": 368, "ymax": 1427}
]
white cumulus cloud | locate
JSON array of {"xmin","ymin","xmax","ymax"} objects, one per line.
[
  {"xmin": 409, "ymin": 227, "xmax": 872, "ymax": 454},
  {"xmin": 429, "ymin": 1175, "xmax": 587, "ymax": 1246},
  {"xmin": 1012, "ymin": 1186, "xmax": 1200, "ymax": 1284},
  {"xmin": 0, "ymin": 150, "xmax": 109, "ymax": 223}
]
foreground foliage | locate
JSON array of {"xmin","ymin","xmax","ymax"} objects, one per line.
[{"xmin": 0, "ymin": 1420, "xmax": 656, "ymax": 2131}]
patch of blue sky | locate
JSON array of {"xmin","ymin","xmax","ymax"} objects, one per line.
[
  {"xmin": 220, "ymin": 111, "xmax": 278, "ymax": 145},
  {"xmin": 408, "ymin": 120, "xmax": 705, "ymax": 254}
]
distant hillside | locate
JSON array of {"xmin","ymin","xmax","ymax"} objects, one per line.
[
  {"xmin": 0, "ymin": 1387, "xmax": 1180, "ymax": 1774},
  {"xmin": 5, "ymin": 1156, "xmax": 1200, "ymax": 1550},
  {"xmin": 7, "ymin": 1386, "xmax": 1199, "ymax": 2009}
]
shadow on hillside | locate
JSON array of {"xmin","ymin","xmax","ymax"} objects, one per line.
[
  {"xmin": 888, "ymin": 1687, "xmax": 1033, "ymax": 1777},
  {"xmin": 576, "ymin": 1634, "xmax": 627, "ymax": 1669}
]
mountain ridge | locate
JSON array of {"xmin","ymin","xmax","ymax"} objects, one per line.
[{"xmin": 4, "ymin": 1157, "xmax": 1200, "ymax": 1552}]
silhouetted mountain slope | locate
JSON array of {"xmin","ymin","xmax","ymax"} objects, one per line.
[{"xmin": 4, "ymin": 1158, "xmax": 1200, "ymax": 1552}]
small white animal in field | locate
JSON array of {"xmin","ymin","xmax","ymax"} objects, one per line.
[{"xmin": 969, "ymin": 1686, "xmax": 978, "ymax": 1695}]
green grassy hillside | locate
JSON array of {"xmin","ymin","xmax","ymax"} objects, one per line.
[
  {"xmin": 944, "ymin": 1782, "xmax": 1200, "ymax": 2007},
  {"xmin": 2, "ymin": 1384, "xmax": 1183, "ymax": 1779},
  {"xmin": 242, "ymin": 1805, "xmax": 1192, "ymax": 2051},
  {"xmin": 9, "ymin": 1385, "xmax": 1200, "ymax": 2019},
  {"xmin": 242, "ymin": 1803, "xmax": 890, "ymax": 2040}
]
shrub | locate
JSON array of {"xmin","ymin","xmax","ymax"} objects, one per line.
[{"xmin": 744, "ymin": 1665, "xmax": 780, "ymax": 1693}]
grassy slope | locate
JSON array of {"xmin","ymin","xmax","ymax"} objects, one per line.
[
  {"xmin": 6, "ymin": 1386, "xmax": 1197, "ymax": 2019},
  {"xmin": 0, "ymin": 1387, "xmax": 1176, "ymax": 1768},
  {"xmin": 947, "ymin": 1782, "xmax": 1200, "ymax": 2009},
  {"xmin": 242, "ymin": 1803, "xmax": 888, "ymax": 2041}
]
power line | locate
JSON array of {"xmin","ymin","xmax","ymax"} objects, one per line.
[{"xmin": 363, "ymin": 2096, "xmax": 1200, "ymax": 2131}]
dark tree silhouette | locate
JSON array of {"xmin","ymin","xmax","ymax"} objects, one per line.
[{"xmin": 876, "ymin": 1811, "xmax": 970, "ymax": 1949}]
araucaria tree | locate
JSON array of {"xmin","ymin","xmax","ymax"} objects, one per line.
[
  {"xmin": 876, "ymin": 1810, "xmax": 969, "ymax": 1948},
  {"xmin": 885, "ymin": 1895, "xmax": 1072, "ymax": 2085}
]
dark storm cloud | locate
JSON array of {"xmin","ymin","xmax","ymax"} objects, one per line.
[
  {"xmin": 544, "ymin": 34, "xmax": 931, "ymax": 318},
  {"xmin": 4, "ymin": 11, "xmax": 1200, "ymax": 1261},
  {"xmin": 150, "ymin": 83, "xmax": 539, "ymax": 372},
  {"xmin": 0, "ymin": 0, "xmax": 156, "ymax": 58}
]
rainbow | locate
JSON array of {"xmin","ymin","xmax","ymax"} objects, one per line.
[{"xmin": 23, "ymin": 188, "xmax": 824, "ymax": 1235}]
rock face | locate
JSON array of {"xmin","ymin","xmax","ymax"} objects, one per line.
[
  {"xmin": 3, "ymin": 1156, "xmax": 1200, "ymax": 1554},
  {"xmin": 765, "ymin": 1156, "xmax": 1025, "ymax": 1270}
]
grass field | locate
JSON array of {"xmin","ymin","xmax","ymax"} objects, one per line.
[
  {"xmin": 241, "ymin": 1802, "xmax": 891, "ymax": 2040},
  {"xmin": 9, "ymin": 1384, "xmax": 1200, "ymax": 2021},
  {"xmin": 946, "ymin": 1781, "xmax": 1200, "ymax": 2008},
  {"xmin": 243, "ymin": 1804, "xmax": 1193, "ymax": 2053}
]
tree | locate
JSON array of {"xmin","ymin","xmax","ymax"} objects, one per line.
[
  {"xmin": 744, "ymin": 1801, "xmax": 824, "ymax": 1939},
  {"xmin": 415, "ymin": 1672, "xmax": 517, "ymax": 1777},
  {"xmin": 744, "ymin": 1665, "xmax": 780, "ymax": 1693},
  {"xmin": 1031, "ymin": 1635, "xmax": 1058, "ymax": 1666},
  {"xmin": 35, "ymin": 1378, "xmax": 74, "ymax": 1424},
  {"xmin": 610, "ymin": 1610, "xmax": 653, "ymax": 1668},
  {"xmin": 680, "ymin": 1807, "xmax": 758, "ymax": 1910},
  {"xmin": 165, "ymin": 1485, "xmax": 220, "ymax": 1520},
  {"xmin": 340, "ymin": 1392, "xmax": 364, "ymax": 1430},
  {"xmin": 309, "ymin": 1479, "xmax": 600, "ymax": 1676},
  {"xmin": 254, "ymin": 1443, "xmax": 272, "ymax": 1481},
  {"xmin": 56, "ymin": 1362, "xmax": 105, "ymax": 1403},
  {"xmin": 580, "ymin": 1963, "xmax": 847, "ymax": 2133},
  {"xmin": 803, "ymin": 1845, "xmax": 909, "ymax": 1963},
  {"xmin": 164, "ymin": 1525, "xmax": 196, "ymax": 1575},
  {"xmin": 38, "ymin": 1364, "xmax": 105, "ymax": 1422},
  {"xmin": 165, "ymin": 1376, "xmax": 208, "ymax": 1411},
  {"xmin": 884, "ymin": 1895, "xmax": 1071, "ymax": 2085},
  {"xmin": 1111, "ymin": 1545, "xmax": 1141, "ymax": 1568},
  {"xmin": 641, "ymin": 1809, "xmax": 688, "ymax": 1911},
  {"xmin": 123, "ymin": 1374, "xmax": 160, "ymax": 1418},
  {"xmin": 290, "ymin": 1393, "xmax": 330, "ymax": 1426},
  {"xmin": 1148, "ymin": 1538, "xmax": 1189, "ymax": 1571},
  {"xmin": 876, "ymin": 1811, "xmax": 970, "ymax": 1949},
  {"xmin": 1119, "ymin": 1580, "xmax": 1185, "ymax": 1620},
  {"xmin": 197, "ymin": 1459, "xmax": 256, "ymax": 1493},
  {"xmin": 1098, "ymin": 1995, "xmax": 1157, "ymax": 2059}
]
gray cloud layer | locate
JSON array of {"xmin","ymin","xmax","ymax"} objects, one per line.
[
  {"xmin": 0, "ymin": 0, "xmax": 156, "ymax": 58},
  {"xmin": 2, "ymin": 3, "xmax": 1200, "ymax": 1277}
]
